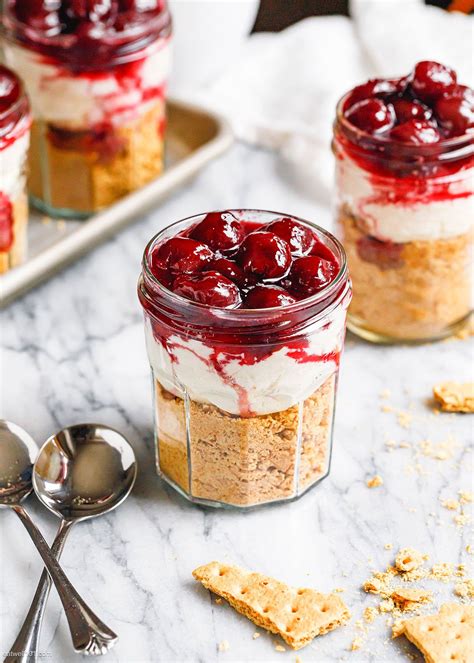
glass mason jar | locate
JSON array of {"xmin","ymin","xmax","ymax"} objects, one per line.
[
  {"xmin": 2, "ymin": 1, "xmax": 172, "ymax": 219},
  {"xmin": 333, "ymin": 95, "xmax": 473, "ymax": 343},
  {"xmin": 0, "ymin": 65, "xmax": 31, "ymax": 273},
  {"xmin": 138, "ymin": 210, "xmax": 352, "ymax": 509}
]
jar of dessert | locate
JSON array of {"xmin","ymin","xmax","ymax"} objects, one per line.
[
  {"xmin": 333, "ymin": 61, "xmax": 473, "ymax": 343},
  {"xmin": 2, "ymin": 0, "xmax": 172, "ymax": 219},
  {"xmin": 0, "ymin": 64, "xmax": 31, "ymax": 273},
  {"xmin": 138, "ymin": 210, "xmax": 351, "ymax": 508}
]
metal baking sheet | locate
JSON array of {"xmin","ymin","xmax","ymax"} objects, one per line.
[{"xmin": 0, "ymin": 99, "xmax": 233, "ymax": 308}]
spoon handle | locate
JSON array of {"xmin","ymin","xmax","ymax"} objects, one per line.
[
  {"xmin": 4, "ymin": 519, "xmax": 73, "ymax": 663},
  {"xmin": 11, "ymin": 505, "xmax": 118, "ymax": 656}
]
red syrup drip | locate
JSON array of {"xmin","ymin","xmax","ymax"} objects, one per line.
[{"xmin": 0, "ymin": 193, "xmax": 14, "ymax": 252}]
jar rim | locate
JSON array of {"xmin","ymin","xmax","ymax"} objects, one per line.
[
  {"xmin": 141, "ymin": 209, "xmax": 350, "ymax": 324},
  {"xmin": 335, "ymin": 89, "xmax": 474, "ymax": 162},
  {"xmin": 1, "ymin": 3, "xmax": 172, "ymax": 68}
]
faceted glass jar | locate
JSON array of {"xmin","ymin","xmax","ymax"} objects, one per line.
[
  {"xmin": 333, "ymin": 94, "xmax": 474, "ymax": 344},
  {"xmin": 138, "ymin": 210, "xmax": 352, "ymax": 509},
  {"xmin": 2, "ymin": 3, "xmax": 172, "ymax": 219},
  {"xmin": 0, "ymin": 77, "xmax": 31, "ymax": 273}
]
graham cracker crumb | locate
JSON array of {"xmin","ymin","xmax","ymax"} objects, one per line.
[
  {"xmin": 395, "ymin": 548, "xmax": 425, "ymax": 573},
  {"xmin": 384, "ymin": 543, "xmax": 393, "ymax": 550},
  {"xmin": 350, "ymin": 636, "xmax": 364, "ymax": 651},
  {"xmin": 441, "ymin": 498, "xmax": 460, "ymax": 510},
  {"xmin": 215, "ymin": 597, "xmax": 223, "ymax": 604},
  {"xmin": 454, "ymin": 579, "xmax": 474, "ymax": 599},
  {"xmin": 252, "ymin": 632, "xmax": 260, "ymax": 639},
  {"xmin": 430, "ymin": 562, "xmax": 454, "ymax": 582},
  {"xmin": 218, "ymin": 640, "xmax": 230, "ymax": 652},
  {"xmin": 391, "ymin": 588, "xmax": 432, "ymax": 612},
  {"xmin": 453, "ymin": 513, "xmax": 470, "ymax": 527},
  {"xmin": 363, "ymin": 606, "xmax": 378, "ymax": 623},
  {"xmin": 466, "ymin": 545, "xmax": 474, "ymax": 555},
  {"xmin": 295, "ymin": 657, "xmax": 302, "ymax": 663},
  {"xmin": 380, "ymin": 389, "xmax": 391, "ymax": 399},
  {"xmin": 459, "ymin": 490, "xmax": 473, "ymax": 504},
  {"xmin": 275, "ymin": 645, "xmax": 286, "ymax": 652},
  {"xmin": 433, "ymin": 381, "xmax": 474, "ymax": 413},
  {"xmin": 366, "ymin": 475, "xmax": 384, "ymax": 488}
]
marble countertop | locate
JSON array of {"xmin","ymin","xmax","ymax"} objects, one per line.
[{"xmin": 0, "ymin": 143, "xmax": 472, "ymax": 663}]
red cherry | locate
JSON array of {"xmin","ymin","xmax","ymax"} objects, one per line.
[
  {"xmin": 392, "ymin": 98, "xmax": 432, "ymax": 124},
  {"xmin": 172, "ymin": 271, "xmax": 242, "ymax": 308},
  {"xmin": 288, "ymin": 256, "xmax": 337, "ymax": 296},
  {"xmin": 70, "ymin": 0, "xmax": 116, "ymax": 22},
  {"xmin": 264, "ymin": 217, "xmax": 316, "ymax": 257},
  {"xmin": 244, "ymin": 285, "xmax": 296, "ymax": 309},
  {"xmin": 209, "ymin": 257, "xmax": 251, "ymax": 288},
  {"xmin": 346, "ymin": 78, "xmax": 407, "ymax": 108},
  {"xmin": 0, "ymin": 67, "xmax": 20, "ymax": 111},
  {"xmin": 435, "ymin": 92, "xmax": 474, "ymax": 136},
  {"xmin": 410, "ymin": 61, "xmax": 457, "ymax": 103},
  {"xmin": 189, "ymin": 211, "xmax": 244, "ymax": 254},
  {"xmin": 14, "ymin": 0, "xmax": 61, "ymax": 32},
  {"xmin": 0, "ymin": 193, "xmax": 13, "ymax": 252},
  {"xmin": 345, "ymin": 98, "xmax": 395, "ymax": 134},
  {"xmin": 237, "ymin": 231, "xmax": 292, "ymax": 280},
  {"xmin": 310, "ymin": 239, "xmax": 338, "ymax": 263},
  {"xmin": 152, "ymin": 237, "xmax": 213, "ymax": 274},
  {"xmin": 390, "ymin": 119, "xmax": 441, "ymax": 144}
]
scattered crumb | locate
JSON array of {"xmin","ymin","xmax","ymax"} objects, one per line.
[
  {"xmin": 218, "ymin": 640, "xmax": 230, "ymax": 652},
  {"xmin": 454, "ymin": 513, "xmax": 470, "ymax": 528},
  {"xmin": 454, "ymin": 579, "xmax": 474, "ymax": 599},
  {"xmin": 395, "ymin": 548, "xmax": 425, "ymax": 573},
  {"xmin": 433, "ymin": 381, "xmax": 474, "ymax": 413},
  {"xmin": 252, "ymin": 632, "xmax": 260, "ymax": 639},
  {"xmin": 363, "ymin": 606, "xmax": 378, "ymax": 623},
  {"xmin": 392, "ymin": 620, "xmax": 405, "ymax": 638},
  {"xmin": 367, "ymin": 475, "xmax": 384, "ymax": 488},
  {"xmin": 466, "ymin": 545, "xmax": 473, "ymax": 555},
  {"xmin": 430, "ymin": 563, "xmax": 454, "ymax": 582},
  {"xmin": 381, "ymin": 404, "xmax": 394, "ymax": 413},
  {"xmin": 215, "ymin": 597, "xmax": 222, "ymax": 605},
  {"xmin": 397, "ymin": 411, "xmax": 413, "ymax": 429},
  {"xmin": 275, "ymin": 644, "xmax": 286, "ymax": 652},
  {"xmin": 350, "ymin": 637, "xmax": 364, "ymax": 651},
  {"xmin": 459, "ymin": 490, "xmax": 473, "ymax": 504},
  {"xmin": 334, "ymin": 587, "xmax": 345, "ymax": 593},
  {"xmin": 441, "ymin": 498, "xmax": 460, "ymax": 511},
  {"xmin": 384, "ymin": 543, "xmax": 393, "ymax": 550},
  {"xmin": 295, "ymin": 657, "xmax": 302, "ymax": 663},
  {"xmin": 380, "ymin": 389, "xmax": 391, "ymax": 399},
  {"xmin": 379, "ymin": 598, "xmax": 395, "ymax": 613},
  {"xmin": 391, "ymin": 588, "xmax": 432, "ymax": 611}
]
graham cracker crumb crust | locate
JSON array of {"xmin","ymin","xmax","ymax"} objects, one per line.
[
  {"xmin": 155, "ymin": 375, "xmax": 336, "ymax": 507},
  {"xmin": 338, "ymin": 206, "xmax": 472, "ymax": 340}
]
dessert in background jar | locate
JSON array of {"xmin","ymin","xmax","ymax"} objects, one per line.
[
  {"xmin": 334, "ymin": 61, "xmax": 473, "ymax": 343},
  {"xmin": 0, "ymin": 65, "xmax": 31, "ymax": 273},
  {"xmin": 138, "ymin": 210, "xmax": 351, "ymax": 508},
  {"xmin": 2, "ymin": 0, "xmax": 172, "ymax": 218}
]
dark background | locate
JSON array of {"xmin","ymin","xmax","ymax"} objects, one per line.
[{"xmin": 252, "ymin": 0, "xmax": 473, "ymax": 32}]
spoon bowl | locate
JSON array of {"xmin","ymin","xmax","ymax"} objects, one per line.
[
  {"xmin": 0, "ymin": 420, "xmax": 37, "ymax": 505},
  {"xmin": 33, "ymin": 423, "xmax": 137, "ymax": 521}
]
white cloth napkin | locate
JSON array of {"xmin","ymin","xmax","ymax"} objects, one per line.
[{"xmin": 192, "ymin": 0, "xmax": 473, "ymax": 201}]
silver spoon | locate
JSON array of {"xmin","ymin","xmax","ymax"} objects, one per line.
[
  {"xmin": 6, "ymin": 423, "xmax": 138, "ymax": 663},
  {"xmin": 0, "ymin": 421, "xmax": 124, "ymax": 659}
]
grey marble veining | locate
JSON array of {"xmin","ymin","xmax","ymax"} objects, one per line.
[{"xmin": 0, "ymin": 144, "xmax": 472, "ymax": 663}]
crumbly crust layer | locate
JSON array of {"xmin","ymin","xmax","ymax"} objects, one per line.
[
  {"xmin": 0, "ymin": 192, "xmax": 28, "ymax": 274},
  {"xmin": 29, "ymin": 100, "xmax": 165, "ymax": 213},
  {"xmin": 155, "ymin": 374, "xmax": 335, "ymax": 507},
  {"xmin": 339, "ymin": 207, "xmax": 472, "ymax": 341}
]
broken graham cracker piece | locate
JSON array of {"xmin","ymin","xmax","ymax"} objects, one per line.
[
  {"xmin": 391, "ymin": 587, "xmax": 432, "ymax": 611},
  {"xmin": 394, "ymin": 603, "xmax": 474, "ymax": 663},
  {"xmin": 395, "ymin": 547, "xmax": 426, "ymax": 573},
  {"xmin": 433, "ymin": 382, "xmax": 474, "ymax": 413},
  {"xmin": 192, "ymin": 561, "xmax": 350, "ymax": 650}
]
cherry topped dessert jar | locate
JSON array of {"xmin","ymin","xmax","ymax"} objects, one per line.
[
  {"xmin": 0, "ymin": 65, "xmax": 31, "ymax": 273},
  {"xmin": 2, "ymin": 0, "xmax": 172, "ymax": 218},
  {"xmin": 138, "ymin": 210, "xmax": 351, "ymax": 508},
  {"xmin": 333, "ymin": 61, "xmax": 473, "ymax": 343}
]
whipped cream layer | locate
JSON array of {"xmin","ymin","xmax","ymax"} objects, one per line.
[
  {"xmin": 337, "ymin": 153, "xmax": 474, "ymax": 243},
  {"xmin": 0, "ymin": 132, "xmax": 29, "ymax": 199},
  {"xmin": 145, "ymin": 309, "xmax": 346, "ymax": 416},
  {"xmin": 3, "ymin": 38, "xmax": 171, "ymax": 129}
]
